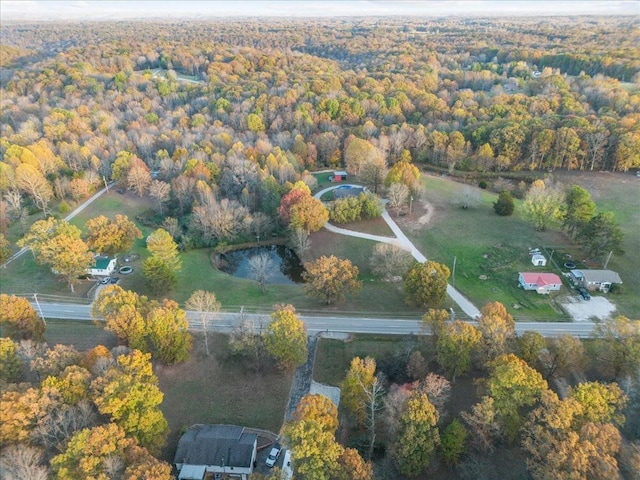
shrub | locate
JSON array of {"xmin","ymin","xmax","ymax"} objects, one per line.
[{"xmin": 493, "ymin": 191, "xmax": 515, "ymax": 216}]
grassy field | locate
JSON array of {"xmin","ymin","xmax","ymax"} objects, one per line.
[
  {"xmin": 40, "ymin": 319, "xmax": 118, "ymax": 350},
  {"xmin": 401, "ymin": 172, "xmax": 640, "ymax": 320},
  {"xmin": 402, "ymin": 174, "xmax": 570, "ymax": 320},
  {"xmin": 313, "ymin": 335, "xmax": 415, "ymax": 386},
  {"xmin": 553, "ymin": 171, "xmax": 640, "ymax": 318},
  {"xmin": 157, "ymin": 332, "xmax": 292, "ymax": 461}
]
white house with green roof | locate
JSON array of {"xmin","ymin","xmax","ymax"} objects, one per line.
[{"xmin": 88, "ymin": 255, "xmax": 116, "ymax": 276}]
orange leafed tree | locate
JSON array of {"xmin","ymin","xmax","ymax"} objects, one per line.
[{"xmin": 302, "ymin": 255, "xmax": 361, "ymax": 305}]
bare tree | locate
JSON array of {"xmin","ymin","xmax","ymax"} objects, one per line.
[
  {"xmin": 386, "ymin": 182, "xmax": 410, "ymax": 212},
  {"xmin": 148, "ymin": 179, "xmax": 170, "ymax": 215},
  {"xmin": 3, "ymin": 190, "xmax": 23, "ymax": 221},
  {"xmin": 162, "ymin": 217, "xmax": 179, "ymax": 239},
  {"xmin": 370, "ymin": 243, "xmax": 413, "ymax": 281},
  {"xmin": 452, "ymin": 186, "xmax": 481, "ymax": 209},
  {"xmin": 185, "ymin": 290, "xmax": 220, "ymax": 357},
  {"xmin": 32, "ymin": 400, "xmax": 98, "ymax": 454},
  {"xmin": 362, "ymin": 373, "xmax": 386, "ymax": 460},
  {"xmin": 289, "ymin": 227, "xmax": 311, "ymax": 258},
  {"xmin": 15, "ymin": 164, "xmax": 53, "ymax": 215},
  {"xmin": 415, "ymin": 373, "xmax": 452, "ymax": 418},
  {"xmin": 0, "ymin": 444, "xmax": 49, "ymax": 480},
  {"xmin": 248, "ymin": 253, "xmax": 274, "ymax": 293},
  {"xmin": 251, "ymin": 212, "xmax": 273, "ymax": 243},
  {"xmin": 228, "ymin": 314, "xmax": 266, "ymax": 372}
]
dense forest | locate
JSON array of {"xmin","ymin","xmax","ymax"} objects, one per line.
[
  {"xmin": 1, "ymin": 17, "xmax": 639, "ymax": 244},
  {"xmin": 1, "ymin": 15, "xmax": 639, "ymax": 480}
]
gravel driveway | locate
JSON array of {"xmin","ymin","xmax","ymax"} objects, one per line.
[{"xmin": 562, "ymin": 295, "xmax": 617, "ymax": 322}]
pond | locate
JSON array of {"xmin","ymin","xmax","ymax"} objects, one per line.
[{"xmin": 216, "ymin": 245, "xmax": 305, "ymax": 284}]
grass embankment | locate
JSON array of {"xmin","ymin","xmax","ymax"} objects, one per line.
[{"xmin": 313, "ymin": 335, "xmax": 411, "ymax": 386}]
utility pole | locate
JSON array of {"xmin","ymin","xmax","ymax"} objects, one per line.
[
  {"xmin": 603, "ymin": 251, "xmax": 613, "ymax": 269},
  {"xmin": 452, "ymin": 256, "xmax": 457, "ymax": 286},
  {"xmin": 103, "ymin": 176, "xmax": 109, "ymax": 192}
]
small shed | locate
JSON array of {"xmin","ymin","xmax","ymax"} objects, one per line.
[
  {"xmin": 329, "ymin": 171, "xmax": 348, "ymax": 182},
  {"xmin": 531, "ymin": 254, "xmax": 547, "ymax": 267}
]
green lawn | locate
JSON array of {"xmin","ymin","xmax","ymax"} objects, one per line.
[
  {"xmin": 408, "ymin": 172, "xmax": 640, "ymax": 320},
  {"xmin": 157, "ymin": 333, "xmax": 292, "ymax": 461},
  {"xmin": 407, "ymin": 175, "xmax": 575, "ymax": 320},
  {"xmin": 313, "ymin": 334, "xmax": 419, "ymax": 386},
  {"xmin": 553, "ymin": 171, "xmax": 640, "ymax": 318}
]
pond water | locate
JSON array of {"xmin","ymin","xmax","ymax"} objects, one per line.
[{"xmin": 217, "ymin": 245, "xmax": 305, "ymax": 284}]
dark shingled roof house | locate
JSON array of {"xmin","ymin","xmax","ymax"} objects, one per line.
[{"xmin": 174, "ymin": 425, "xmax": 258, "ymax": 480}]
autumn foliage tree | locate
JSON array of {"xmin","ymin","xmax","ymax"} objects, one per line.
[
  {"xmin": 85, "ymin": 214, "xmax": 142, "ymax": 256},
  {"xmin": 522, "ymin": 390, "xmax": 623, "ymax": 480},
  {"xmin": 392, "ymin": 391, "xmax": 440, "ymax": 477},
  {"xmin": 17, "ymin": 218, "xmax": 94, "ymax": 292},
  {"xmin": 92, "ymin": 285, "xmax": 149, "ymax": 351},
  {"xmin": 0, "ymin": 293, "xmax": 45, "ymax": 340},
  {"xmin": 436, "ymin": 320, "xmax": 482, "ymax": 381},
  {"xmin": 302, "ymin": 255, "xmax": 361, "ymax": 305},
  {"xmin": 143, "ymin": 228, "xmax": 181, "ymax": 294},
  {"xmin": 92, "ymin": 286, "xmax": 192, "ymax": 364},
  {"xmin": 147, "ymin": 299, "xmax": 192, "ymax": 364},
  {"xmin": 487, "ymin": 353, "xmax": 548, "ymax": 441},
  {"xmin": 340, "ymin": 356, "xmax": 377, "ymax": 427},
  {"xmin": 285, "ymin": 392, "xmax": 372, "ymax": 480},
  {"xmin": 403, "ymin": 260, "xmax": 450, "ymax": 308},
  {"xmin": 90, "ymin": 349, "xmax": 169, "ymax": 453},
  {"xmin": 51, "ymin": 422, "xmax": 172, "ymax": 480},
  {"xmin": 263, "ymin": 304, "xmax": 308, "ymax": 371},
  {"xmin": 294, "ymin": 393, "xmax": 339, "ymax": 435},
  {"xmin": 278, "ymin": 181, "xmax": 328, "ymax": 233},
  {"xmin": 477, "ymin": 301, "xmax": 516, "ymax": 365}
]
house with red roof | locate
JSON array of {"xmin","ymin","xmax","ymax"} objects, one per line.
[{"xmin": 518, "ymin": 272, "xmax": 563, "ymax": 294}]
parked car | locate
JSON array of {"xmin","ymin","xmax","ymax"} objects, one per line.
[
  {"xmin": 577, "ymin": 287, "xmax": 591, "ymax": 301},
  {"xmin": 100, "ymin": 277, "xmax": 111, "ymax": 284},
  {"xmin": 265, "ymin": 443, "xmax": 282, "ymax": 468},
  {"xmin": 110, "ymin": 276, "xmax": 120, "ymax": 284}
]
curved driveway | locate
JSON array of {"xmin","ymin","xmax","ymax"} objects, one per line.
[{"xmin": 315, "ymin": 185, "xmax": 481, "ymax": 318}]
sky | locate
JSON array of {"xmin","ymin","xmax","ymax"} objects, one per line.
[{"xmin": 0, "ymin": 0, "xmax": 638, "ymax": 21}]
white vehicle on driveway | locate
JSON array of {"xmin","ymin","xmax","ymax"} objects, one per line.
[{"xmin": 265, "ymin": 442, "xmax": 282, "ymax": 468}]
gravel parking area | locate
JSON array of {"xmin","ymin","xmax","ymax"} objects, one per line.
[{"xmin": 562, "ymin": 295, "xmax": 617, "ymax": 322}]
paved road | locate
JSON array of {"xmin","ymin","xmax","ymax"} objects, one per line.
[
  {"xmin": 2, "ymin": 183, "xmax": 113, "ymax": 268},
  {"xmin": 315, "ymin": 185, "xmax": 481, "ymax": 318},
  {"xmin": 34, "ymin": 302, "xmax": 598, "ymax": 338}
]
